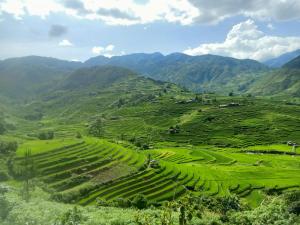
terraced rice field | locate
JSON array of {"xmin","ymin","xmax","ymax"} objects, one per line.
[{"xmin": 14, "ymin": 137, "xmax": 300, "ymax": 206}]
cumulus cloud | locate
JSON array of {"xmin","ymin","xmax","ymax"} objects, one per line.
[
  {"xmin": 267, "ymin": 23, "xmax": 274, "ymax": 30},
  {"xmin": 0, "ymin": 0, "xmax": 63, "ymax": 19},
  {"xmin": 58, "ymin": 39, "xmax": 73, "ymax": 46},
  {"xmin": 63, "ymin": 0, "xmax": 89, "ymax": 15},
  {"xmin": 189, "ymin": 0, "xmax": 300, "ymax": 24},
  {"xmin": 49, "ymin": 24, "xmax": 68, "ymax": 37},
  {"xmin": 0, "ymin": 0, "xmax": 199, "ymax": 25},
  {"xmin": 1, "ymin": 0, "xmax": 300, "ymax": 25},
  {"xmin": 92, "ymin": 44, "xmax": 115, "ymax": 57},
  {"xmin": 184, "ymin": 19, "xmax": 300, "ymax": 61}
]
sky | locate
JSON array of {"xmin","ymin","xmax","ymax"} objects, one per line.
[{"xmin": 0, "ymin": 0, "xmax": 300, "ymax": 62}]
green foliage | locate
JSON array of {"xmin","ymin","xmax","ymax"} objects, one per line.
[
  {"xmin": 0, "ymin": 171, "xmax": 9, "ymax": 181},
  {"xmin": 0, "ymin": 141, "xmax": 18, "ymax": 154},
  {"xmin": 54, "ymin": 207, "xmax": 84, "ymax": 225},
  {"xmin": 0, "ymin": 185, "xmax": 10, "ymax": 221},
  {"xmin": 88, "ymin": 117, "xmax": 104, "ymax": 137},
  {"xmin": 284, "ymin": 190, "xmax": 300, "ymax": 215},
  {"xmin": 20, "ymin": 149, "xmax": 36, "ymax": 202},
  {"xmin": 131, "ymin": 194, "xmax": 148, "ymax": 209},
  {"xmin": 228, "ymin": 197, "xmax": 298, "ymax": 225},
  {"xmin": 248, "ymin": 68, "xmax": 300, "ymax": 97},
  {"xmin": 75, "ymin": 132, "xmax": 82, "ymax": 139},
  {"xmin": 0, "ymin": 122, "xmax": 6, "ymax": 135},
  {"xmin": 38, "ymin": 131, "xmax": 54, "ymax": 140},
  {"xmin": 0, "ymin": 195, "xmax": 10, "ymax": 221}
]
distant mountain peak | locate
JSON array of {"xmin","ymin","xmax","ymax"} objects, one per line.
[
  {"xmin": 264, "ymin": 49, "xmax": 300, "ymax": 68},
  {"xmin": 283, "ymin": 55, "xmax": 300, "ymax": 69}
]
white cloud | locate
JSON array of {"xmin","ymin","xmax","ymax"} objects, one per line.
[
  {"xmin": 105, "ymin": 44, "xmax": 115, "ymax": 51},
  {"xmin": 0, "ymin": 0, "xmax": 63, "ymax": 19},
  {"xmin": 58, "ymin": 39, "xmax": 73, "ymax": 47},
  {"xmin": 0, "ymin": 0, "xmax": 199, "ymax": 25},
  {"xmin": 92, "ymin": 46, "xmax": 104, "ymax": 54},
  {"xmin": 184, "ymin": 19, "xmax": 300, "ymax": 61},
  {"xmin": 92, "ymin": 44, "xmax": 115, "ymax": 55},
  {"xmin": 267, "ymin": 23, "xmax": 274, "ymax": 30},
  {"xmin": 1, "ymin": 0, "xmax": 300, "ymax": 25},
  {"xmin": 189, "ymin": 0, "xmax": 300, "ymax": 24}
]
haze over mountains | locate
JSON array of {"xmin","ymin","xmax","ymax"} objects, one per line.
[
  {"xmin": 264, "ymin": 49, "xmax": 300, "ymax": 68},
  {"xmin": 0, "ymin": 51, "xmax": 299, "ymax": 99}
]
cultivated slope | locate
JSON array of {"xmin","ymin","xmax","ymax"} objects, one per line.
[{"xmin": 248, "ymin": 56, "xmax": 300, "ymax": 97}]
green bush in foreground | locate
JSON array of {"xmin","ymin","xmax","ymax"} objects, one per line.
[{"xmin": 0, "ymin": 184, "xmax": 299, "ymax": 225}]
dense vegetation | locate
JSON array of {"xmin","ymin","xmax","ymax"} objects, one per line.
[{"xmin": 0, "ymin": 54, "xmax": 299, "ymax": 224}]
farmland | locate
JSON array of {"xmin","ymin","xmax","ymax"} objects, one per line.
[
  {"xmin": 0, "ymin": 67, "xmax": 299, "ymax": 224},
  {"xmin": 7, "ymin": 94, "xmax": 300, "ymax": 209}
]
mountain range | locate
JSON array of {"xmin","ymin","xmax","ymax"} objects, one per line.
[
  {"xmin": 0, "ymin": 52, "xmax": 299, "ymax": 100},
  {"xmin": 85, "ymin": 53, "xmax": 269, "ymax": 93}
]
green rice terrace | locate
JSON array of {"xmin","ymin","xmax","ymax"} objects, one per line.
[
  {"xmin": 10, "ymin": 135, "xmax": 300, "ymax": 208},
  {"xmin": 0, "ymin": 66, "xmax": 300, "ymax": 224}
]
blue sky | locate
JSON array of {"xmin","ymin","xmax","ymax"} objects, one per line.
[{"xmin": 0, "ymin": 0, "xmax": 300, "ymax": 62}]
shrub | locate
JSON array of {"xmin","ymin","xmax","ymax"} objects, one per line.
[
  {"xmin": 76, "ymin": 132, "xmax": 82, "ymax": 139},
  {"xmin": 88, "ymin": 117, "xmax": 104, "ymax": 137},
  {"xmin": 288, "ymin": 201, "xmax": 300, "ymax": 215},
  {"xmin": 38, "ymin": 131, "xmax": 54, "ymax": 140},
  {"xmin": 284, "ymin": 190, "xmax": 300, "ymax": 215},
  {"xmin": 132, "ymin": 194, "xmax": 148, "ymax": 209},
  {"xmin": 54, "ymin": 207, "xmax": 85, "ymax": 225},
  {"xmin": 114, "ymin": 198, "xmax": 132, "ymax": 208},
  {"xmin": 0, "ymin": 185, "xmax": 10, "ymax": 221},
  {"xmin": 228, "ymin": 197, "xmax": 298, "ymax": 225},
  {"xmin": 0, "ymin": 141, "xmax": 18, "ymax": 154},
  {"xmin": 24, "ymin": 112, "xmax": 43, "ymax": 121},
  {"xmin": 0, "ymin": 122, "xmax": 6, "ymax": 134},
  {"xmin": 0, "ymin": 195, "xmax": 10, "ymax": 220},
  {"xmin": 0, "ymin": 170, "xmax": 9, "ymax": 181}
]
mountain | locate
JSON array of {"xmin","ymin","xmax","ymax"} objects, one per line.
[
  {"xmin": 85, "ymin": 53, "xmax": 268, "ymax": 93},
  {"xmin": 264, "ymin": 49, "xmax": 300, "ymax": 68},
  {"xmin": 283, "ymin": 55, "xmax": 300, "ymax": 70},
  {"xmin": 37, "ymin": 65, "xmax": 176, "ymax": 121},
  {"xmin": 0, "ymin": 56, "xmax": 82, "ymax": 98},
  {"xmin": 248, "ymin": 56, "xmax": 300, "ymax": 97},
  {"xmin": 61, "ymin": 66, "xmax": 137, "ymax": 90}
]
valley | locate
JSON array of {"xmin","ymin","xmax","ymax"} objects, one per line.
[{"xmin": 0, "ymin": 54, "xmax": 299, "ymax": 225}]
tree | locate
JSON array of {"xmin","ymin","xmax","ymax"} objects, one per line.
[
  {"xmin": 88, "ymin": 117, "xmax": 104, "ymax": 137},
  {"xmin": 0, "ymin": 141, "xmax": 18, "ymax": 155},
  {"xmin": 75, "ymin": 132, "xmax": 82, "ymax": 139},
  {"xmin": 20, "ymin": 149, "xmax": 35, "ymax": 202},
  {"xmin": 0, "ymin": 185, "xmax": 10, "ymax": 221},
  {"xmin": 117, "ymin": 98, "xmax": 126, "ymax": 108},
  {"xmin": 132, "ymin": 194, "xmax": 148, "ymax": 209},
  {"xmin": 0, "ymin": 122, "xmax": 6, "ymax": 135},
  {"xmin": 38, "ymin": 131, "xmax": 54, "ymax": 140},
  {"xmin": 54, "ymin": 207, "xmax": 84, "ymax": 225}
]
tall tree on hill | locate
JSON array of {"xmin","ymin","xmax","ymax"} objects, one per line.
[{"xmin": 21, "ymin": 149, "xmax": 35, "ymax": 202}]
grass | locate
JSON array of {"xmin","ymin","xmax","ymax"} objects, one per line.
[
  {"xmin": 3, "ymin": 92, "xmax": 300, "ymax": 208},
  {"xmin": 16, "ymin": 138, "xmax": 82, "ymax": 156}
]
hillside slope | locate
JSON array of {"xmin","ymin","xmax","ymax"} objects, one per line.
[
  {"xmin": 264, "ymin": 49, "xmax": 300, "ymax": 68},
  {"xmin": 0, "ymin": 56, "xmax": 82, "ymax": 98},
  {"xmin": 248, "ymin": 56, "xmax": 300, "ymax": 97},
  {"xmin": 34, "ymin": 65, "xmax": 179, "ymax": 124},
  {"xmin": 85, "ymin": 53, "xmax": 268, "ymax": 93},
  {"xmin": 283, "ymin": 55, "xmax": 300, "ymax": 70}
]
